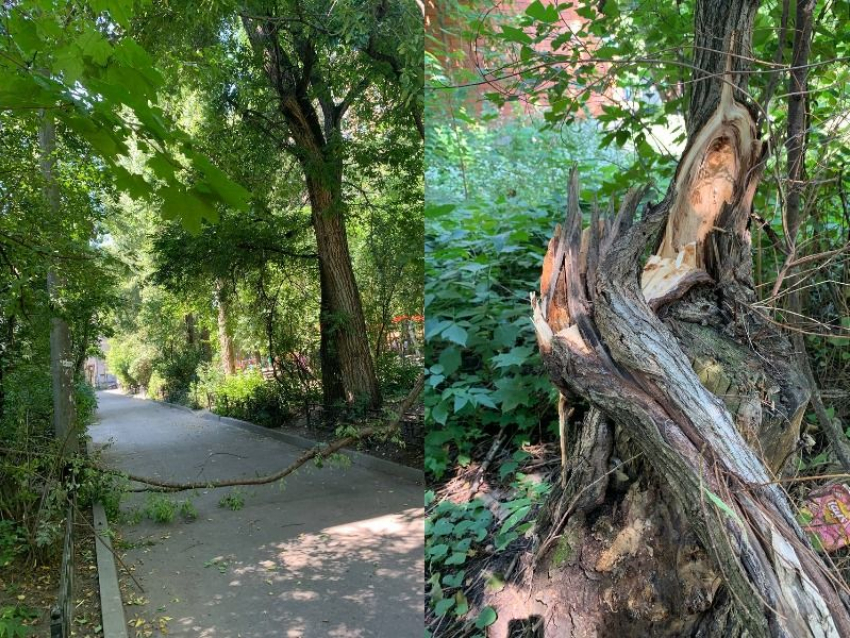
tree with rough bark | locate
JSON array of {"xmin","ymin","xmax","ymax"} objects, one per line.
[
  {"xmin": 528, "ymin": 1, "xmax": 850, "ymax": 635},
  {"xmin": 235, "ymin": 0, "xmax": 421, "ymax": 410},
  {"xmin": 426, "ymin": 0, "xmax": 850, "ymax": 635}
]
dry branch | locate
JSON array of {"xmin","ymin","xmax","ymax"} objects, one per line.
[{"xmin": 111, "ymin": 374, "xmax": 423, "ymax": 493}]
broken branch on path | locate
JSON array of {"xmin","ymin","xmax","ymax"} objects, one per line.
[{"xmin": 120, "ymin": 374, "xmax": 424, "ymax": 493}]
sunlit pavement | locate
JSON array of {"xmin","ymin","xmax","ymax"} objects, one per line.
[{"xmin": 90, "ymin": 390, "xmax": 423, "ymax": 638}]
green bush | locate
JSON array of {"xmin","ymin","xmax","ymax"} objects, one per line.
[
  {"xmin": 0, "ymin": 367, "xmax": 102, "ymax": 559},
  {"xmin": 105, "ymin": 337, "xmax": 151, "ymax": 390},
  {"xmin": 376, "ymin": 351, "xmax": 422, "ymax": 399},
  {"xmin": 424, "ymin": 120, "xmax": 626, "ymax": 478},
  {"xmin": 195, "ymin": 367, "xmax": 290, "ymax": 427},
  {"xmin": 147, "ymin": 371, "xmax": 166, "ymax": 400},
  {"xmin": 155, "ymin": 345, "xmax": 205, "ymax": 404},
  {"xmin": 74, "ymin": 380, "xmax": 98, "ymax": 427}
]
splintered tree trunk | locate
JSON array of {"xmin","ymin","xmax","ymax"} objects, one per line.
[{"xmin": 501, "ymin": 1, "xmax": 850, "ymax": 636}]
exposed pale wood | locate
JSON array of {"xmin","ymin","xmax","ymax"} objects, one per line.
[{"xmin": 533, "ymin": 163, "xmax": 849, "ymax": 636}]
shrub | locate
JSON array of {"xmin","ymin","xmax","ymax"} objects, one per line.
[
  {"xmin": 376, "ymin": 351, "xmax": 422, "ymax": 399},
  {"xmin": 74, "ymin": 380, "xmax": 98, "ymax": 427},
  {"xmin": 147, "ymin": 371, "xmax": 165, "ymax": 400},
  {"xmin": 195, "ymin": 367, "xmax": 292, "ymax": 427},
  {"xmin": 218, "ymin": 488, "xmax": 245, "ymax": 511},
  {"xmin": 0, "ymin": 367, "xmax": 102, "ymax": 559},
  {"xmin": 155, "ymin": 345, "xmax": 205, "ymax": 405},
  {"xmin": 105, "ymin": 337, "xmax": 151, "ymax": 390},
  {"xmin": 143, "ymin": 494, "xmax": 176, "ymax": 523}
]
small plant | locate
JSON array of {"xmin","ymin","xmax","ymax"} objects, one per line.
[
  {"xmin": 0, "ymin": 522, "xmax": 23, "ymax": 568},
  {"xmin": 0, "ymin": 606, "xmax": 36, "ymax": 638},
  {"xmin": 218, "ymin": 488, "xmax": 245, "ymax": 511},
  {"xmin": 179, "ymin": 500, "xmax": 198, "ymax": 520},
  {"xmin": 120, "ymin": 507, "xmax": 143, "ymax": 526},
  {"xmin": 143, "ymin": 494, "xmax": 177, "ymax": 523}
]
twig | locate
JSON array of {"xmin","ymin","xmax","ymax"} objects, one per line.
[{"xmin": 470, "ymin": 427, "xmax": 506, "ymax": 495}]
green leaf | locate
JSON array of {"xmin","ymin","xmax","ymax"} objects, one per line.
[
  {"xmin": 434, "ymin": 597, "xmax": 455, "ymax": 617},
  {"xmin": 190, "ymin": 153, "xmax": 252, "ymax": 211},
  {"xmin": 526, "ymin": 0, "xmax": 559, "ymax": 22},
  {"xmin": 429, "ymin": 543, "xmax": 449, "ymax": 560},
  {"xmin": 54, "ymin": 45, "xmax": 86, "ymax": 85},
  {"xmin": 492, "ymin": 346, "xmax": 534, "ymax": 368},
  {"xmin": 430, "ymin": 401, "xmax": 450, "ymax": 425},
  {"xmin": 75, "ymin": 29, "xmax": 113, "ymax": 66},
  {"xmin": 9, "ymin": 14, "xmax": 42, "ymax": 55},
  {"xmin": 445, "ymin": 552, "xmax": 467, "ymax": 566},
  {"xmin": 492, "ymin": 323, "xmax": 520, "ymax": 348},
  {"xmin": 702, "ymin": 487, "xmax": 744, "ymax": 528},
  {"xmin": 442, "ymin": 324, "xmax": 468, "ymax": 346},
  {"xmin": 0, "ymin": 76, "xmax": 54, "ymax": 109},
  {"xmin": 442, "ymin": 570, "xmax": 465, "ymax": 588},
  {"xmin": 475, "ymin": 607, "xmax": 498, "ymax": 628},
  {"xmin": 500, "ymin": 25, "xmax": 533, "ymax": 45},
  {"xmin": 454, "ymin": 591, "xmax": 469, "ymax": 616},
  {"xmin": 113, "ymin": 166, "xmax": 154, "ymax": 200},
  {"xmin": 438, "ymin": 347, "xmax": 462, "ymax": 376},
  {"xmin": 159, "ymin": 186, "xmax": 219, "ymax": 231},
  {"xmin": 148, "ymin": 154, "xmax": 177, "ymax": 181}
]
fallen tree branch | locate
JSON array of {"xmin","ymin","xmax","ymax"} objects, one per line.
[{"xmin": 112, "ymin": 374, "xmax": 424, "ymax": 493}]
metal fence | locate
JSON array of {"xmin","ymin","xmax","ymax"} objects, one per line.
[{"xmin": 50, "ymin": 502, "xmax": 74, "ymax": 638}]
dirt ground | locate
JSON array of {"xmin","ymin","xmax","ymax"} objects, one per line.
[{"xmin": 0, "ymin": 508, "xmax": 102, "ymax": 638}]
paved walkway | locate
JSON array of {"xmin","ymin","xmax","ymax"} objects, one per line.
[{"xmin": 89, "ymin": 391, "xmax": 423, "ymax": 638}]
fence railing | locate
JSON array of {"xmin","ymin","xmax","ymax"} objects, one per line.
[{"xmin": 50, "ymin": 501, "xmax": 74, "ymax": 638}]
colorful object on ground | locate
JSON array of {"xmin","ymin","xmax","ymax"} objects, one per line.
[{"xmin": 799, "ymin": 483, "xmax": 850, "ymax": 552}]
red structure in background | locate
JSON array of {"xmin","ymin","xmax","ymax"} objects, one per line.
[{"xmin": 426, "ymin": 0, "xmax": 618, "ymax": 117}]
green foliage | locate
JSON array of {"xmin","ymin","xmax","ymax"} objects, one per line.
[
  {"xmin": 0, "ymin": 522, "xmax": 23, "ymax": 568},
  {"xmin": 0, "ymin": 366, "xmax": 101, "ymax": 558},
  {"xmin": 105, "ymin": 337, "xmax": 154, "ymax": 390},
  {"xmin": 218, "ymin": 488, "xmax": 245, "ymax": 511},
  {"xmin": 0, "ymin": 606, "xmax": 35, "ymax": 638},
  {"xmin": 70, "ymin": 453, "xmax": 124, "ymax": 521},
  {"xmin": 425, "ymin": 476, "xmax": 549, "ymax": 627},
  {"xmin": 143, "ymin": 494, "xmax": 176, "ymax": 524},
  {"xmin": 425, "ymin": 119, "xmax": 631, "ymax": 478},
  {"xmin": 179, "ymin": 499, "xmax": 198, "ymax": 521},
  {"xmin": 194, "ymin": 367, "xmax": 291, "ymax": 428},
  {"xmin": 425, "ymin": 488, "xmax": 493, "ymax": 626},
  {"xmin": 0, "ymin": 0, "xmax": 250, "ymax": 230},
  {"xmin": 375, "ymin": 351, "xmax": 422, "ymax": 399}
]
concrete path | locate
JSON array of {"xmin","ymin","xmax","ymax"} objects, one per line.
[{"xmin": 89, "ymin": 391, "xmax": 423, "ymax": 638}]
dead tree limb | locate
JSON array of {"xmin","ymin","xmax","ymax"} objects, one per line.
[{"xmin": 110, "ymin": 374, "xmax": 423, "ymax": 493}]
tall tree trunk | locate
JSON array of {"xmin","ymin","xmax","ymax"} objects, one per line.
[
  {"xmin": 318, "ymin": 262, "xmax": 346, "ymax": 414},
  {"xmin": 240, "ymin": 14, "xmax": 382, "ymax": 410},
  {"xmin": 185, "ymin": 313, "xmax": 196, "ymax": 346},
  {"xmin": 307, "ymin": 173, "xmax": 382, "ymax": 409},
  {"xmin": 781, "ymin": 0, "xmax": 850, "ymax": 471},
  {"xmin": 39, "ymin": 115, "xmax": 77, "ymax": 455},
  {"xmin": 488, "ymin": 1, "xmax": 850, "ymax": 636},
  {"xmin": 215, "ymin": 279, "xmax": 236, "ymax": 375}
]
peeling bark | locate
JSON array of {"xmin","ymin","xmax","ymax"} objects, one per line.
[{"xmin": 525, "ymin": 1, "xmax": 850, "ymax": 634}]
